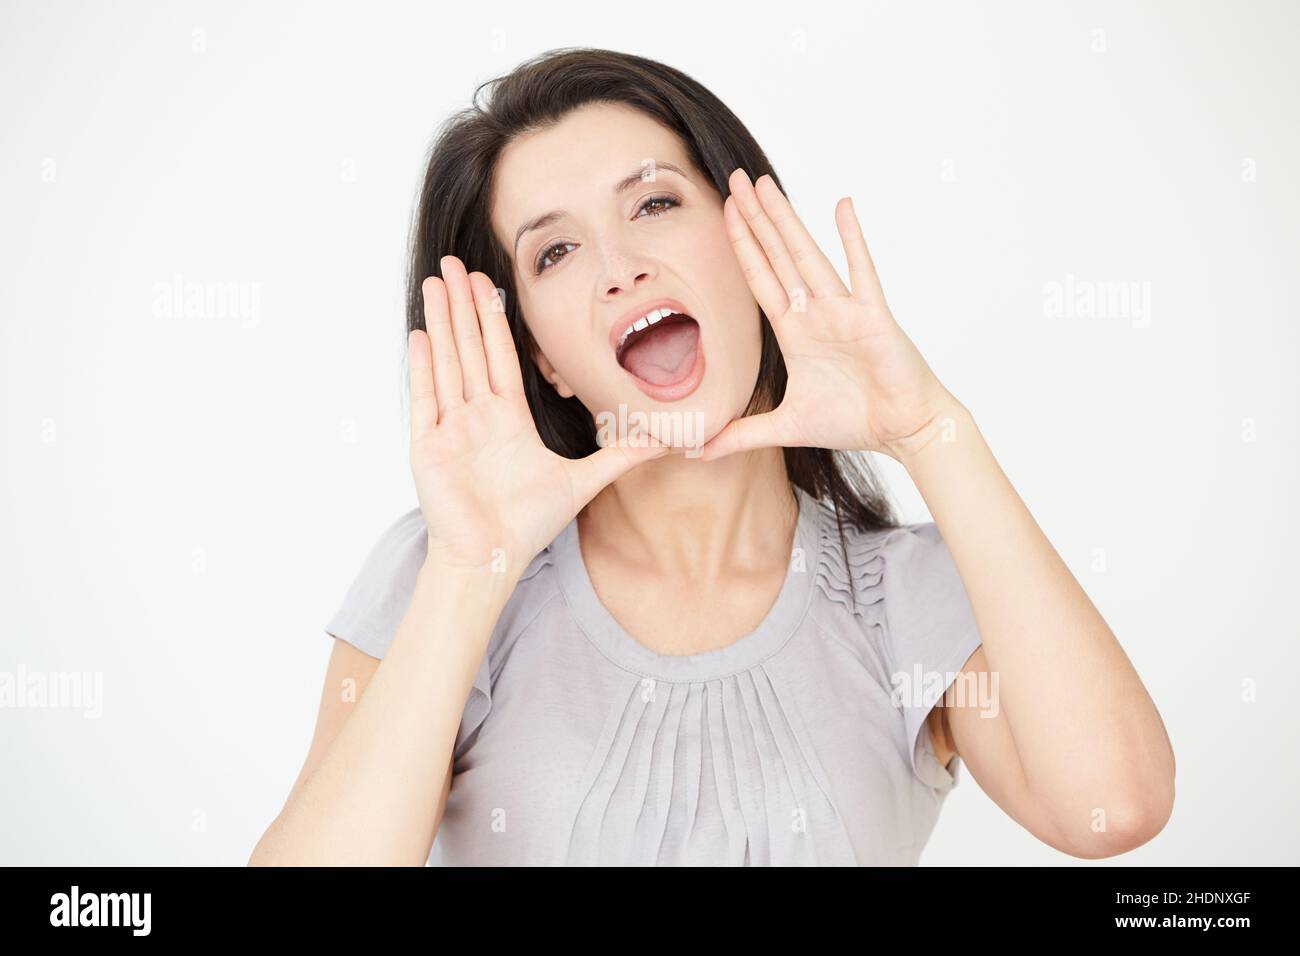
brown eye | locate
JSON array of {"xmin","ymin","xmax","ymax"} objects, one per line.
[
  {"xmin": 535, "ymin": 241, "xmax": 575, "ymax": 274},
  {"xmin": 636, "ymin": 195, "xmax": 680, "ymax": 218}
]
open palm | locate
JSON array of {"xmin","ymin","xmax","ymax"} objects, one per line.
[
  {"xmin": 699, "ymin": 169, "xmax": 958, "ymax": 463},
  {"xmin": 409, "ymin": 257, "xmax": 667, "ymax": 578}
]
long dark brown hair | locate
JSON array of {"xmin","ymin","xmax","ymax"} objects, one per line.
[{"xmin": 405, "ymin": 47, "xmax": 901, "ymax": 597}]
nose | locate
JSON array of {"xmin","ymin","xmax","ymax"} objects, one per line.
[{"xmin": 596, "ymin": 243, "xmax": 658, "ymax": 300}]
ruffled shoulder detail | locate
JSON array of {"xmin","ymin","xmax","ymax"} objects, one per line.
[
  {"xmin": 809, "ymin": 497, "xmax": 892, "ymax": 622},
  {"xmin": 809, "ymin": 501, "xmax": 984, "ymax": 794}
]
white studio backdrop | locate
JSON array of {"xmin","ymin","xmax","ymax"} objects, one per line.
[{"xmin": 1, "ymin": 0, "xmax": 1296, "ymax": 865}]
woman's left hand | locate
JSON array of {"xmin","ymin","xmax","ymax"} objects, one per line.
[{"xmin": 699, "ymin": 168, "xmax": 961, "ymax": 464}]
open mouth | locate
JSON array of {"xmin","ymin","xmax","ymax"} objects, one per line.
[{"xmin": 615, "ymin": 312, "xmax": 701, "ymax": 388}]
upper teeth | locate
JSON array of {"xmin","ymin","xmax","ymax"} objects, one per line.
[{"xmin": 617, "ymin": 307, "xmax": 676, "ymax": 350}]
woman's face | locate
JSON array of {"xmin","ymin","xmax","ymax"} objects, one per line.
[{"xmin": 489, "ymin": 102, "xmax": 762, "ymax": 448}]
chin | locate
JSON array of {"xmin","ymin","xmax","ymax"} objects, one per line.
[{"xmin": 586, "ymin": 389, "xmax": 713, "ymax": 452}]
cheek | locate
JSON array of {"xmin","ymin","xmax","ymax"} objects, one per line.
[
  {"xmin": 524, "ymin": 299, "xmax": 611, "ymax": 405},
  {"xmin": 530, "ymin": 316, "xmax": 585, "ymax": 378},
  {"xmin": 692, "ymin": 213, "xmax": 757, "ymax": 308},
  {"xmin": 689, "ymin": 219, "xmax": 764, "ymax": 367}
]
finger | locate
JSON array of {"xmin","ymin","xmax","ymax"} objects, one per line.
[
  {"xmin": 723, "ymin": 192, "xmax": 790, "ymax": 326},
  {"xmin": 728, "ymin": 168, "xmax": 806, "ymax": 303},
  {"xmin": 835, "ymin": 197, "xmax": 887, "ymax": 309},
  {"xmin": 698, "ymin": 410, "xmax": 800, "ymax": 462},
  {"xmin": 567, "ymin": 432, "xmax": 671, "ymax": 511},
  {"xmin": 407, "ymin": 328, "xmax": 438, "ymax": 442},
  {"xmin": 753, "ymin": 173, "xmax": 850, "ymax": 300},
  {"xmin": 468, "ymin": 272, "xmax": 525, "ymax": 401},
  {"xmin": 421, "ymin": 275, "xmax": 463, "ymax": 413},
  {"xmin": 440, "ymin": 255, "xmax": 490, "ymax": 400}
]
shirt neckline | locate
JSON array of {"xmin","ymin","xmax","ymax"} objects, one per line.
[{"xmin": 552, "ymin": 484, "xmax": 824, "ymax": 682}]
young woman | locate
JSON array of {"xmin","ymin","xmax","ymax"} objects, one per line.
[{"xmin": 250, "ymin": 48, "xmax": 1175, "ymax": 866}]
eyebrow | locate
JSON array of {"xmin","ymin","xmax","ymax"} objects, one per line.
[{"xmin": 512, "ymin": 160, "xmax": 691, "ymax": 259}]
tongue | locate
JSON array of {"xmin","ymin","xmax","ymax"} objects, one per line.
[{"xmin": 621, "ymin": 320, "xmax": 699, "ymax": 385}]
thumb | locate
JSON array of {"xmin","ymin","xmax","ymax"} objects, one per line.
[
  {"xmin": 699, "ymin": 410, "xmax": 794, "ymax": 462},
  {"xmin": 567, "ymin": 428, "xmax": 671, "ymax": 509}
]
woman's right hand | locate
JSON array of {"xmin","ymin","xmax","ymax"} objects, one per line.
[{"xmin": 407, "ymin": 255, "xmax": 668, "ymax": 579}]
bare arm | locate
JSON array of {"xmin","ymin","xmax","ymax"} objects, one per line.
[
  {"xmin": 694, "ymin": 173, "xmax": 1174, "ymax": 858},
  {"xmin": 902, "ymin": 401, "xmax": 1176, "ymax": 858},
  {"xmin": 248, "ymin": 561, "xmax": 515, "ymax": 866},
  {"xmin": 250, "ymin": 258, "xmax": 665, "ymax": 866}
]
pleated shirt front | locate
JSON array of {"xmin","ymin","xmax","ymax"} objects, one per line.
[{"xmin": 324, "ymin": 485, "xmax": 985, "ymax": 866}]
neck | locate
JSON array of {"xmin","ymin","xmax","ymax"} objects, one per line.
[{"xmin": 578, "ymin": 445, "xmax": 799, "ymax": 581}]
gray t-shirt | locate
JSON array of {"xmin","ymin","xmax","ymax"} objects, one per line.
[{"xmin": 325, "ymin": 484, "xmax": 984, "ymax": 866}]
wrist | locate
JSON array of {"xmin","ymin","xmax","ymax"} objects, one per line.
[
  {"xmin": 417, "ymin": 556, "xmax": 522, "ymax": 607},
  {"xmin": 885, "ymin": 396, "xmax": 975, "ymax": 470}
]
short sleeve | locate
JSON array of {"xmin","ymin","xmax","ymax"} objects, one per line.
[
  {"xmin": 879, "ymin": 522, "xmax": 984, "ymax": 793},
  {"xmin": 324, "ymin": 508, "xmax": 493, "ymax": 762}
]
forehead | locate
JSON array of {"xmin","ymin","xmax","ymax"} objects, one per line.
[{"xmin": 490, "ymin": 102, "xmax": 692, "ymax": 246}]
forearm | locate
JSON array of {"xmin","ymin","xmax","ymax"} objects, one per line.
[
  {"xmin": 895, "ymin": 400, "xmax": 1175, "ymax": 826},
  {"xmin": 249, "ymin": 561, "xmax": 516, "ymax": 866}
]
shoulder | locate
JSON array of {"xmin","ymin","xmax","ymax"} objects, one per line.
[
  {"xmin": 356, "ymin": 506, "xmax": 429, "ymax": 569},
  {"xmin": 854, "ymin": 518, "xmax": 977, "ymax": 667},
  {"xmin": 326, "ymin": 508, "xmax": 430, "ymax": 653},
  {"xmin": 326, "ymin": 508, "xmax": 565, "ymax": 658},
  {"xmin": 806, "ymin": 505, "xmax": 981, "ymax": 780},
  {"xmin": 342, "ymin": 506, "xmax": 564, "ymax": 601},
  {"xmin": 806, "ymin": 498, "xmax": 956, "ymax": 620}
]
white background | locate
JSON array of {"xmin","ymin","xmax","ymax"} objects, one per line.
[{"xmin": 2, "ymin": 0, "xmax": 1296, "ymax": 865}]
